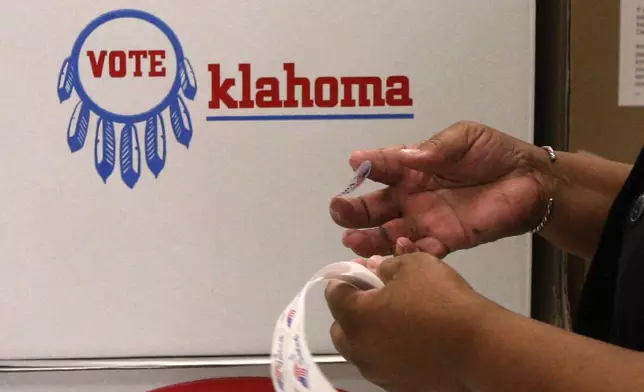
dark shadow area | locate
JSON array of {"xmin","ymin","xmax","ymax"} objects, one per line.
[{"xmin": 531, "ymin": 0, "xmax": 571, "ymax": 326}]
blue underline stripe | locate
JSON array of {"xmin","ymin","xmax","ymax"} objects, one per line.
[{"xmin": 205, "ymin": 113, "xmax": 414, "ymax": 121}]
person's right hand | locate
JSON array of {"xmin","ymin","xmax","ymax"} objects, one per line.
[
  {"xmin": 327, "ymin": 246, "xmax": 482, "ymax": 392},
  {"xmin": 329, "ymin": 121, "xmax": 555, "ymax": 258}
]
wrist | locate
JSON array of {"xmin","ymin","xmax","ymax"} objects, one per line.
[
  {"xmin": 527, "ymin": 148, "xmax": 632, "ymax": 258},
  {"xmin": 445, "ymin": 297, "xmax": 515, "ymax": 388},
  {"xmin": 435, "ymin": 292, "xmax": 500, "ymax": 372},
  {"xmin": 524, "ymin": 144, "xmax": 567, "ymax": 234}
]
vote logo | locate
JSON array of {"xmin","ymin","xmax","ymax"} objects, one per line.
[{"xmin": 57, "ymin": 9, "xmax": 197, "ymax": 188}]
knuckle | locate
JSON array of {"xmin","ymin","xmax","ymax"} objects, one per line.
[
  {"xmin": 406, "ymin": 215, "xmax": 423, "ymax": 240},
  {"xmin": 396, "ymin": 257, "xmax": 415, "ymax": 273},
  {"xmin": 377, "ymin": 257, "xmax": 403, "ymax": 283},
  {"xmin": 356, "ymin": 196, "xmax": 373, "ymax": 226},
  {"xmin": 379, "ymin": 223, "xmax": 396, "ymax": 245},
  {"xmin": 398, "ymin": 252, "xmax": 439, "ymax": 272},
  {"xmin": 452, "ymin": 119, "xmax": 480, "ymax": 130},
  {"xmin": 424, "ymin": 137, "xmax": 443, "ymax": 152},
  {"xmin": 377, "ymin": 257, "xmax": 396, "ymax": 274},
  {"xmin": 375, "ymin": 148, "xmax": 391, "ymax": 171},
  {"xmin": 414, "ymin": 251, "xmax": 440, "ymax": 265},
  {"xmin": 329, "ymin": 322, "xmax": 343, "ymax": 344},
  {"xmin": 449, "ymin": 120, "xmax": 489, "ymax": 143},
  {"xmin": 399, "ymin": 252, "xmax": 420, "ymax": 263}
]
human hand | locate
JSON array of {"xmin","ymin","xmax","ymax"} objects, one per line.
[
  {"xmin": 329, "ymin": 121, "xmax": 554, "ymax": 257},
  {"xmin": 325, "ymin": 250, "xmax": 489, "ymax": 392}
]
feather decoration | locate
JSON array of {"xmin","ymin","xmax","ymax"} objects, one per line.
[
  {"xmin": 57, "ymin": 57, "xmax": 74, "ymax": 102},
  {"xmin": 120, "ymin": 123, "xmax": 141, "ymax": 189},
  {"xmin": 66, "ymin": 100, "xmax": 90, "ymax": 152},
  {"xmin": 169, "ymin": 95, "xmax": 193, "ymax": 148},
  {"xmin": 179, "ymin": 57, "xmax": 197, "ymax": 100},
  {"xmin": 144, "ymin": 114, "xmax": 167, "ymax": 178},
  {"xmin": 94, "ymin": 117, "xmax": 116, "ymax": 183}
]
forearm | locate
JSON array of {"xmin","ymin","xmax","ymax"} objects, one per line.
[
  {"xmin": 530, "ymin": 146, "xmax": 632, "ymax": 259},
  {"xmin": 456, "ymin": 302, "xmax": 644, "ymax": 392}
]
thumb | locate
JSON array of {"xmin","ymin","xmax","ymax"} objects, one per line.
[
  {"xmin": 396, "ymin": 121, "xmax": 481, "ymax": 172},
  {"xmin": 376, "ymin": 256, "xmax": 404, "ymax": 283}
]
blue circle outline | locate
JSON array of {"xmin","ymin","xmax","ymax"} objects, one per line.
[{"xmin": 70, "ymin": 9, "xmax": 184, "ymax": 124}]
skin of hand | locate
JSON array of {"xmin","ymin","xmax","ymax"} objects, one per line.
[
  {"xmin": 326, "ymin": 247, "xmax": 485, "ymax": 392},
  {"xmin": 329, "ymin": 121, "xmax": 554, "ymax": 258},
  {"xmin": 325, "ymin": 124, "xmax": 644, "ymax": 391},
  {"xmin": 330, "ymin": 248, "xmax": 644, "ymax": 392}
]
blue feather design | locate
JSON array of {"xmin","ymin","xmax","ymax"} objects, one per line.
[
  {"xmin": 120, "ymin": 124, "xmax": 141, "ymax": 189},
  {"xmin": 169, "ymin": 95, "xmax": 193, "ymax": 148},
  {"xmin": 145, "ymin": 114, "xmax": 167, "ymax": 178},
  {"xmin": 66, "ymin": 100, "xmax": 90, "ymax": 152},
  {"xmin": 94, "ymin": 117, "xmax": 116, "ymax": 183},
  {"xmin": 179, "ymin": 57, "xmax": 197, "ymax": 100},
  {"xmin": 57, "ymin": 57, "xmax": 74, "ymax": 102}
]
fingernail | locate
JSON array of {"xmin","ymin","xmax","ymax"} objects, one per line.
[
  {"xmin": 342, "ymin": 230, "xmax": 360, "ymax": 246},
  {"xmin": 367, "ymin": 255, "xmax": 385, "ymax": 270},
  {"xmin": 329, "ymin": 205, "xmax": 342, "ymax": 222},
  {"xmin": 330, "ymin": 198, "xmax": 348, "ymax": 221},
  {"xmin": 342, "ymin": 230, "xmax": 357, "ymax": 240}
]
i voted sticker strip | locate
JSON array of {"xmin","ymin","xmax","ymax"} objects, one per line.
[
  {"xmin": 339, "ymin": 160, "xmax": 372, "ymax": 196},
  {"xmin": 271, "ymin": 261, "xmax": 384, "ymax": 392}
]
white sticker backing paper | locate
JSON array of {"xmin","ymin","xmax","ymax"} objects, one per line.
[
  {"xmin": 270, "ymin": 161, "xmax": 379, "ymax": 391},
  {"xmin": 270, "ymin": 261, "xmax": 384, "ymax": 392}
]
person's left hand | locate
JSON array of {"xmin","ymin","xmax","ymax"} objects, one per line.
[{"xmin": 325, "ymin": 240, "xmax": 491, "ymax": 392}]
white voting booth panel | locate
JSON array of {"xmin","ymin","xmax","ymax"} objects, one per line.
[{"xmin": 0, "ymin": 0, "xmax": 535, "ymax": 389}]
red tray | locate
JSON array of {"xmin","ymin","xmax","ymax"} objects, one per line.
[{"xmin": 149, "ymin": 377, "xmax": 347, "ymax": 392}]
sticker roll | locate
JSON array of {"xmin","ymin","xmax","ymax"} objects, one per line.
[{"xmin": 270, "ymin": 261, "xmax": 384, "ymax": 392}]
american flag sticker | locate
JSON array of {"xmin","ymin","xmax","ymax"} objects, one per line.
[
  {"xmin": 293, "ymin": 362, "xmax": 309, "ymax": 389},
  {"xmin": 274, "ymin": 362, "xmax": 285, "ymax": 391},
  {"xmin": 339, "ymin": 160, "xmax": 372, "ymax": 196},
  {"xmin": 286, "ymin": 309, "xmax": 296, "ymax": 328}
]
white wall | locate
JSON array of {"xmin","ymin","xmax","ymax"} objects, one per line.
[{"xmin": 0, "ymin": 0, "xmax": 535, "ymax": 389}]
